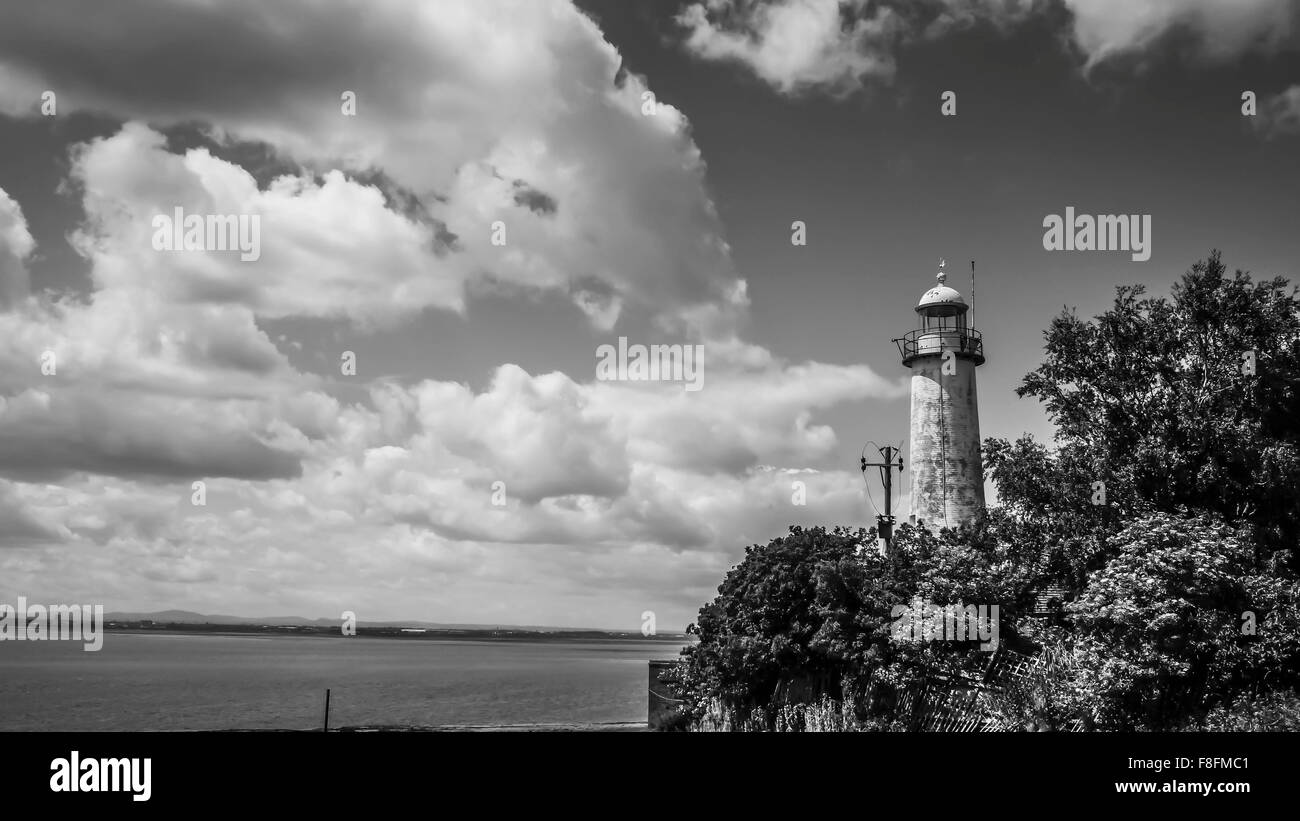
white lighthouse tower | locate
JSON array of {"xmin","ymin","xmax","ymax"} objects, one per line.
[{"xmin": 893, "ymin": 260, "xmax": 986, "ymax": 529}]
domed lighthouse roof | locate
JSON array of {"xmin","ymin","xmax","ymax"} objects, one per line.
[{"xmin": 916, "ymin": 260, "xmax": 967, "ymax": 317}]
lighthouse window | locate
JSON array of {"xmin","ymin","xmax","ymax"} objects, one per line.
[{"xmin": 921, "ymin": 313, "xmax": 968, "ymax": 333}]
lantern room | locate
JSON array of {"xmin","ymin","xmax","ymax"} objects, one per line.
[{"xmin": 894, "ymin": 260, "xmax": 984, "ymax": 367}]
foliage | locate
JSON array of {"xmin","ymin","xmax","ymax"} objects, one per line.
[
  {"xmin": 986, "ymin": 512, "xmax": 1300, "ymax": 730},
  {"xmin": 671, "ymin": 525, "xmax": 863, "ymax": 724},
  {"xmin": 1004, "ymin": 250, "xmax": 1300, "ymax": 568},
  {"xmin": 671, "ymin": 253, "xmax": 1300, "ymax": 732},
  {"xmin": 979, "ymin": 625, "xmax": 1094, "ymax": 731},
  {"xmin": 670, "ymin": 521, "xmax": 1040, "ymax": 729},
  {"xmin": 1190, "ymin": 690, "xmax": 1300, "ymax": 731},
  {"xmin": 1064, "ymin": 511, "xmax": 1300, "ymax": 729}
]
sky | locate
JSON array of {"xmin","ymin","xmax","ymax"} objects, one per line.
[{"xmin": 0, "ymin": 0, "xmax": 1297, "ymax": 630}]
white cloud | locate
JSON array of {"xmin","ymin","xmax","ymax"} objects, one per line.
[
  {"xmin": 0, "ymin": 143, "xmax": 895, "ymax": 620},
  {"xmin": 1062, "ymin": 0, "xmax": 1298, "ymax": 68},
  {"xmin": 675, "ymin": 0, "xmax": 1297, "ymax": 95},
  {"xmin": 0, "ymin": 188, "xmax": 34, "ymax": 308},
  {"xmin": 0, "ymin": 0, "xmax": 749, "ymax": 335},
  {"xmin": 0, "ymin": 0, "xmax": 906, "ymax": 626},
  {"xmin": 0, "ymin": 481, "xmax": 67, "ymax": 547},
  {"xmin": 0, "ymin": 261, "xmax": 897, "ymax": 621},
  {"xmin": 66, "ymin": 123, "xmax": 457, "ymax": 329},
  {"xmin": 1254, "ymin": 84, "xmax": 1300, "ymax": 138},
  {"xmin": 676, "ymin": 0, "xmax": 906, "ymax": 95}
]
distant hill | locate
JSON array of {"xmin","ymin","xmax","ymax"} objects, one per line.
[{"xmin": 102, "ymin": 610, "xmax": 687, "ymax": 636}]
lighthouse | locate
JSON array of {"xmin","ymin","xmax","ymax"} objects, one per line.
[{"xmin": 893, "ymin": 260, "xmax": 986, "ymax": 529}]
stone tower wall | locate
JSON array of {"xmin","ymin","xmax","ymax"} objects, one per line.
[{"xmin": 907, "ymin": 353, "xmax": 984, "ymax": 528}]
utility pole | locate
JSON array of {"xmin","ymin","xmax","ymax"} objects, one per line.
[{"xmin": 862, "ymin": 445, "xmax": 905, "ymax": 554}]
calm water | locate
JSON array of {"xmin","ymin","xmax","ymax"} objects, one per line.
[{"xmin": 0, "ymin": 632, "xmax": 686, "ymax": 731}]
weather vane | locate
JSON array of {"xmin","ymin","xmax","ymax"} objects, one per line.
[{"xmin": 937, "ymin": 258, "xmax": 946, "ymax": 284}]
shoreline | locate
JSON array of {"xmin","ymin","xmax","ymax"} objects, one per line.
[
  {"xmin": 217, "ymin": 722, "xmax": 649, "ymax": 732},
  {"xmin": 102, "ymin": 626, "xmax": 690, "ymax": 646}
]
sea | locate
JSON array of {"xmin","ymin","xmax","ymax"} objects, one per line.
[{"xmin": 0, "ymin": 632, "xmax": 688, "ymax": 731}]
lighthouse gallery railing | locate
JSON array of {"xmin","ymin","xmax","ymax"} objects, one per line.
[{"xmin": 892, "ymin": 328, "xmax": 984, "ymax": 362}]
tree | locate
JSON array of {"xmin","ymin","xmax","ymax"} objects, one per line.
[
  {"xmin": 674, "ymin": 253, "xmax": 1300, "ymax": 732},
  {"xmin": 1066, "ymin": 511, "xmax": 1298, "ymax": 729},
  {"xmin": 672, "ymin": 520, "xmax": 1043, "ymax": 730},
  {"xmin": 1003, "ymin": 251, "xmax": 1300, "ymax": 570},
  {"xmin": 981, "ymin": 252, "xmax": 1300, "ymax": 729},
  {"xmin": 672, "ymin": 526, "xmax": 863, "ymax": 727}
]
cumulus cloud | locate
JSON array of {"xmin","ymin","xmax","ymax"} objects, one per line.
[
  {"xmin": 65, "ymin": 123, "xmax": 457, "ymax": 328},
  {"xmin": 0, "ymin": 346, "xmax": 893, "ymax": 617},
  {"xmin": 0, "ymin": 481, "xmax": 66, "ymax": 547},
  {"xmin": 0, "ymin": 388, "xmax": 302, "ymax": 483},
  {"xmin": 675, "ymin": 0, "xmax": 1297, "ymax": 94},
  {"xmin": 1062, "ymin": 0, "xmax": 1298, "ymax": 68},
  {"xmin": 308, "ymin": 346, "xmax": 900, "ymax": 555},
  {"xmin": 0, "ymin": 237, "xmax": 895, "ymax": 612},
  {"xmin": 0, "ymin": 0, "xmax": 748, "ymax": 335},
  {"xmin": 1253, "ymin": 85, "xmax": 1300, "ymax": 139},
  {"xmin": 0, "ymin": 150, "xmax": 315, "ymax": 483},
  {"xmin": 0, "ymin": 0, "xmax": 905, "ymax": 625},
  {"xmin": 0, "ymin": 188, "xmax": 33, "ymax": 308},
  {"xmin": 676, "ymin": 0, "xmax": 908, "ymax": 95}
]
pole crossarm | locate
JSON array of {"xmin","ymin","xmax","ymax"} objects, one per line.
[{"xmin": 862, "ymin": 444, "xmax": 905, "ymax": 553}]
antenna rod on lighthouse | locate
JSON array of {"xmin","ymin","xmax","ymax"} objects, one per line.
[{"xmin": 970, "ymin": 259, "xmax": 976, "ymax": 328}]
